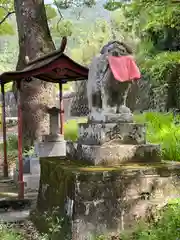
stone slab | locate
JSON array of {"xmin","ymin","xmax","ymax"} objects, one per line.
[
  {"xmin": 42, "ymin": 134, "xmax": 64, "ymax": 142},
  {"xmin": 78, "ymin": 122, "xmax": 146, "ymax": 145},
  {"xmin": 0, "ymin": 210, "xmax": 30, "ymax": 223},
  {"xmin": 76, "ymin": 143, "xmax": 161, "ymax": 165},
  {"xmin": 30, "ymin": 157, "xmax": 40, "ymax": 175},
  {"xmin": 38, "ymin": 139, "xmax": 66, "ymax": 158},
  {"xmin": 23, "ymin": 174, "xmax": 40, "ymax": 191},
  {"xmin": 88, "ymin": 112, "xmax": 133, "ymax": 123}
]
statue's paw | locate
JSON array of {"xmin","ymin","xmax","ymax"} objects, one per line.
[{"xmin": 118, "ymin": 105, "xmax": 132, "ymax": 114}]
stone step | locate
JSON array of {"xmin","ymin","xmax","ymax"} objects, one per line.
[
  {"xmin": 78, "ymin": 122, "xmax": 146, "ymax": 145},
  {"xmin": 76, "ymin": 143, "xmax": 161, "ymax": 165},
  {"xmin": 0, "ymin": 209, "xmax": 30, "ymax": 223}
]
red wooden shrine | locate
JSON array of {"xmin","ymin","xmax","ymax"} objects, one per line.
[{"xmin": 0, "ymin": 37, "xmax": 88, "ymax": 199}]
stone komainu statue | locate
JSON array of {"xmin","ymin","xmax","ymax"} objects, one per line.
[
  {"xmin": 87, "ymin": 40, "xmax": 141, "ymax": 122},
  {"xmin": 70, "ymin": 40, "xmax": 141, "ymax": 118}
]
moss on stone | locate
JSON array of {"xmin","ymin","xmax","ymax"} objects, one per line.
[{"xmin": 31, "ymin": 157, "xmax": 180, "ymax": 238}]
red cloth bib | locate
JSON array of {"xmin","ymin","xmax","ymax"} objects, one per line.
[{"xmin": 108, "ymin": 55, "xmax": 141, "ymax": 82}]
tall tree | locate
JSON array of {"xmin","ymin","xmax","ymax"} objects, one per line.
[{"xmin": 14, "ymin": 0, "xmax": 56, "ymax": 148}]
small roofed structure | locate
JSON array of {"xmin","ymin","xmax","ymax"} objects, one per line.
[
  {"xmin": 0, "ymin": 38, "xmax": 88, "ymax": 84},
  {"xmin": 0, "ymin": 36, "xmax": 88, "ymax": 199}
]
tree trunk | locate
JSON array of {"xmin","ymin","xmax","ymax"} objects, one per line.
[{"xmin": 14, "ymin": 0, "xmax": 56, "ymax": 148}]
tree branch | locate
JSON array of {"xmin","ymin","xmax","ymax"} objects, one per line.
[
  {"xmin": 0, "ymin": 6, "xmax": 15, "ymax": 25},
  {"xmin": 0, "ymin": 11, "xmax": 15, "ymax": 25},
  {"xmin": 53, "ymin": 0, "xmax": 64, "ymax": 20}
]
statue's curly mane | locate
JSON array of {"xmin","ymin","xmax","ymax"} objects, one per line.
[{"xmin": 100, "ymin": 41, "xmax": 133, "ymax": 55}]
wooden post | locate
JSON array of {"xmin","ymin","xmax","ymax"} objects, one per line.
[
  {"xmin": 17, "ymin": 83, "xmax": 24, "ymax": 199},
  {"xmin": 1, "ymin": 83, "xmax": 8, "ymax": 178},
  {"xmin": 59, "ymin": 82, "xmax": 64, "ymax": 135}
]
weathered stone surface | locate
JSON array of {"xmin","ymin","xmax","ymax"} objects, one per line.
[
  {"xmin": 32, "ymin": 160, "xmax": 180, "ymax": 239},
  {"xmin": 88, "ymin": 111, "xmax": 133, "ymax": 124},
  {"xmin": 72, "ymin": 165, "xmax": 180, "ymax": 238},
  {"xmin": 76, "ymin": 143, "xmax": 161, "ymax": 165},
  {"xmin": 66, "ymin": 141, "xmax": 78, "ymax": 160},
  {"xmin": 78, "ymin": 122, "xmax": 146, "ymax": 145},
  {"xmin": 38, "ymin": 134, "xmax": 66, "ymax": 158}
]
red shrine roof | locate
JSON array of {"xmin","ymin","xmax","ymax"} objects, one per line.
[{"xmin": 0, "ymin": 37, "xmax": 89, "ymax": 85}]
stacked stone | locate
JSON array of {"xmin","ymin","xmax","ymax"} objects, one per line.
[{"xmin": 76, "ymin": 118, "xmax": 161, "ymax": 165}]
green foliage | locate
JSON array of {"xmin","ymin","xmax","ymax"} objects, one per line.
[
  {"xmin": 0, "ymin": 224, "xmax": 23, "ymax": 239},
  {"xmin": 0, "ymin": 134, "xmax": 18, "ymax": 166},
  {"xmin": 51, "ymin": 19, "xmax": 73, "ymax": 37},
  {"xmin": 119, "ymin": 198, "xmax": 180, "ymax": 240},
  {"xmin": 0, "ymin": 2, "xmax": 14, "ymax": 36},
  {"xmin": 139, "ymin": 51, "xmax": 180, "ymax": 84},
  {"xmin": 45, "ymin": 4, "xmax": 57, "ymax": 21},
  {"xmin": 104, "ymin": 0, "xmax": 123, "ymax": 11},
  {"xmin": 71, "ymin": 19, "xmax": 111, "ymax": 64},
  {"xmin": 64, "ymin": 118, "xmax": 87, "ymax": 141},
  {"xmin": 135, "ymin": 112, "xmax": 180, "ymax": 161},
  {"xmin": 104, "ymin": 0, "xmax": 180, "ymax": 88},
  {"xmin": 53, "ymin": 0, "xmax": 96, "ymax": 9}
]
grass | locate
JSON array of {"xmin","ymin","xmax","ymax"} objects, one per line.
[
  {"xmin": 134, "ymin": 112, "xmax": 180, "ymax": 161},
  {"xmin": 0, "ymin": 224, "xmax": 23, "ymax": 240}
]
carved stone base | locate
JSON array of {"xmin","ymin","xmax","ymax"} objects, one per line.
[
  {"xmin": 78, "ymin": 122, "xmax": 146, "ymax": 145},
  {"xmin": 76, "ymin": 143, "xmax": 161, "ymax": 165}
]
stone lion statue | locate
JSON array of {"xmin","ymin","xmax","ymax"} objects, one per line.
[{"xmin": 87, "ymin": 40, "xmax": 141, "ymax": 123}]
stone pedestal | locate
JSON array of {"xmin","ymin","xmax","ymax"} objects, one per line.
[
  {"xmin": 38, "ymin": 107, "xmax": 66, "ymax": 158},
  {"xmin": 67, "ymin": 121, "xmax": 161, "ymax": 165},
  {"xmin": 78, "ymin": 122, "xmax": 146, "ymax": 145},
  {"xmin": 38, "ymin": 134, "xmax": 66, "ymax": 158},
  {"xmin": 32, "ymin": 159, "xmax": 180, "ymax": 239},
  {"xmin": 70, "ymin": 163, "xmax": 180, "ymax": 239}
]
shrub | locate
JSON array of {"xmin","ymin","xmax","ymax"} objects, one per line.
[
  {"xmin": 0, "ymin": 224, "xmax": 23, "ymax": 240},
  {"xmin": 134, "ymin": 112, "xmax": 180, "ymax": 161},
  {"xmin": 64, "ymin": 117, "xmax": 87, "ymax": 141},
  {"xmin": 0, "ymin": 134, "xmax": 18, "ymax": 167},
  {"xmin": 120, "ymin": 198, "xmax": 180, "ymax": 240}
]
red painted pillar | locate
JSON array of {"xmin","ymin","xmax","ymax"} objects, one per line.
[
  {"xmin": 17, "ymin": 85, "xmax": 24, "ymax": 199},
  {"xmin": 1, "ymin": 83, "xmax": 8, "ymax": 178},
  {"xmin": 59, "ymin": 82, "xmax": 64, "ymax": 135}
]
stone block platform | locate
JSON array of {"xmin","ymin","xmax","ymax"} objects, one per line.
[
  {"xmin": 67, "ymin": 122, "xmax": 161, "ymax": 165},
  {"xmin": 78, "ymin": 122, "xmax": 146, "ymax": 145},
  {"xmin": 76, "ymin": 143, "xmax": 161, "ymax": 165},
  {"xmin": 33, "ymin": 159, "xmax": 180, "ymax": 239}
]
